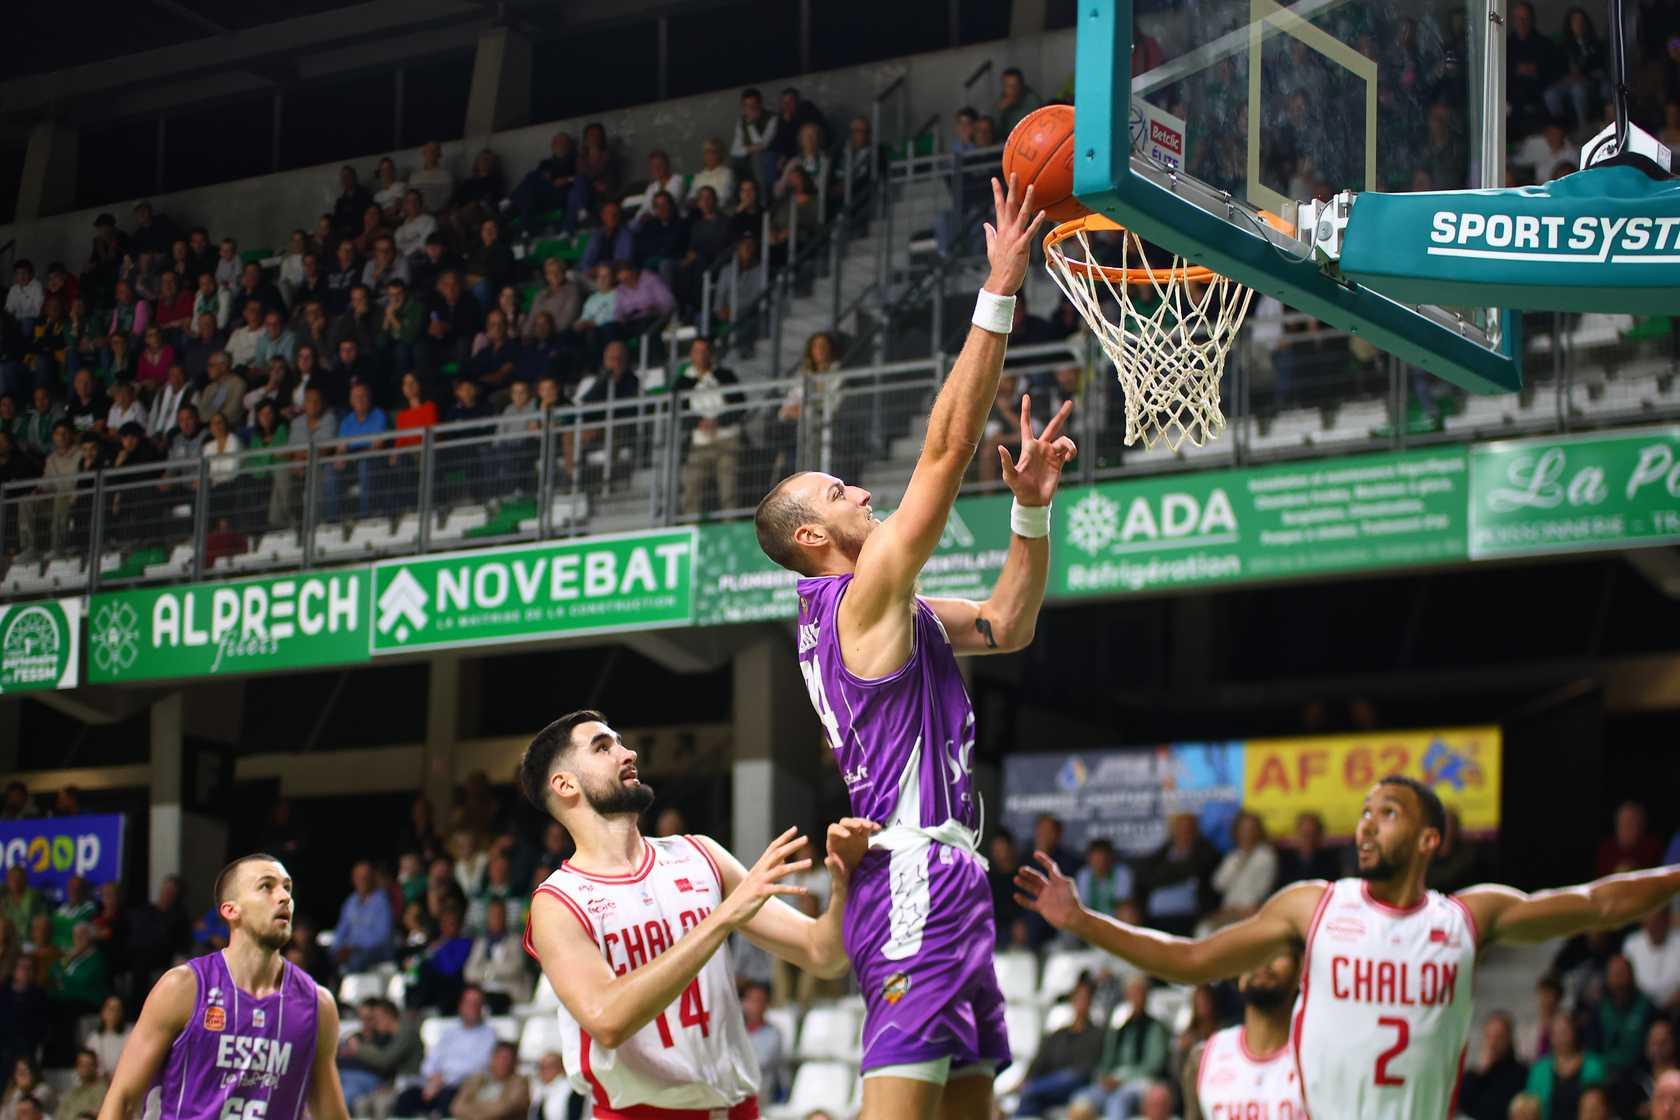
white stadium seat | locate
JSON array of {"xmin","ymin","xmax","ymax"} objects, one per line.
[
  {"xmin": 1039, "ymin": 949, "xmax": 1103, "ymax": 1004},
  {"xmin": 766, "ymin": 1060, "xmax": 858, "ymax": 1120},
  {"xmin": 531, "ymin": 976, "xmax": 561, "ymax": 1013},
  {"xmin": 795, "ymin": 1002, "xmax": 862, "ymax": 1063},
  {"xmin": 764, "ymin": 1005, "xmax": 799, "ymax": 1058},
  {"xmin": 338, "ymin": 972, "xmax": 386, "ymax": 1005},
  {"xmin": 994, "ymin": 949, "xmax": 1040, "ymax": 1004},
  {"xmin": 518, "ymin": 1015, "xmax": 563, "ymax": 1066},
  {"xmin": 1004, "ymin": 1003, "xmax": 1043, "ymax": 1066},
  {"xmin": 419, "ymin": 1015, "xmax": 454, "ymax": 1053},
  {"xmin": 490, "ymin": 1015, "xmax": 521, "ymax": 1043}
]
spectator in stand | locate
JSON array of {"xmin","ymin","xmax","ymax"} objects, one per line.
[
  {"xmin": 382, "ymin": 280, "xmax": 425, "ymax": 375},
  {"xmin": 292, "ymin": 344, "xmax": 345, "ymax": 414},
  {"xmin": 51, "ymin": 879, "xmax": 96, "ymax": 950},
  {"xmin": 1626, "ymin": 906, "xmax": 1680, "ymax": 1011},
  {"xmin": 394, "ymin": 984, "xmax": 495, "ymax": 1117},
  {"xmin": 562, "ymin": 340, "xmax": 637, "ymax": 476},
  {"xmin": 580, "ymin": 201, "xmax": 634, "ymax": 274},
  {"xmin": 775, "ymin": 124, "xmax": 830, "ymax": 202},
  {"xmin": 1069, "ymin": 974, "xmax": 1171, "ymax": 1120},
  {"xmin": 951, "ymin": 107, "xmax": 979, "ymax": 156},
  {"xmin": 468, "ymin": 853, "xmax": 522, "ymax": 937},
  {"xmin": 243, "ymin": 358, "xmax": 293, "ymax": 427},
  {"xmin": 395, "ymin": 191, "xmax": 439, "ymax": 263},
  {"xmin": 463, "ymin": 899, "xmax": 526, "ymax": 1015},
  {"xmin": 231, "ymin": 263, "xmax": 284, "ymax": 324},
  {"xmin": 371, "ymin": 156, "xmax": 407, "ymax": 220},
  {"xmin": 278, "ymin": 230, "xmax": 311, "ymax": 308},
  {"xmin": 192, "ymin": 273, "xmax": 231, "ymax": 334},
  {"xmin": 1548, "ymin": 8, "xmax": 1610, "ymax": 129},
  {"xmin": 5, "ymin": 262, "xmax": 44, "ymax": 347},
  {"xmin": 393, "ymin": 371, "xmax": 439, "ymax": 454},
  {"xmin": 839, "ymin": 116, "xmax": 881, "ymax": 201},
  {"xmin": 1461, "ymin": 1011, "xmax": 1531, "ymax": 1120},
  {"xmin": 411, "ymin": 142, "xmax": 455, "ymax": 214},
  {"xmin": 739, "ymin": 981, "xmax": 786, "ymax": 1102},
  {"xmin": 769, "ymin": 87, "xmax": 827, "ymax": 170},
  {"xmin": 411, "ymin": 234, "xmax": 462, "ymax": 301},
  {"xmin": 135, "ymin": 326, "xmax": 175, "ymax": 391},
  {"xmin": 84, "ymin": 996, "xmax": 129, "ymax": 1079},
  {"xmin": 2, "ymin": 870, "xmax": 46, "ymax": 942},
  {"xmin": 632, "ymin": 151, "xmax": 687, "ymax": 222},
  {"xmin": 0, "ymin": 919, "xmax": 18, "ymax": 990},
  {"xmin": 334, "ymin": 166, "xmax": 376, "ymax": 239},
  {"xmin": 529, "ymin": 1053, "xmax": 573, "ymax": 1120},
  {"xmin": 465, "ymin": 219, "xmax": 515, "ymax": 310},
  {"xmin": 526, "ymin": 258, "xmax": 580, "ymax": 340},
  {"xmin": 1278, "ymin": 810, "xmax": 1344, "ymax": 883},
  {"xmin": 1526, "ymin": 1010, "xmax": 1605, "ymax": 1119},
  {"xmin": 1075, "ymin": 839, "xmax": 1134, "ymax": 922},
  {"xmin": 632, "ymin": 192, "xmax": 688, "ymax": 287},
  {"xmin": 450, "ymin": 1041, "xmax": 528, "ymax": 1120},
  {"xmin": 362, "ymin": 236, "xmax": 411, "ymax": 300},
  {"xmin": 330, "ymin": 288, "xmax": 382, "ymax": 379},
  {"xmin": 287, "ymin": 384, "xmax": 340, "ymax": 513},
  {"xmin": 99, "ymin": 333, "xmax": 135, "ymax": 387},
  {"xmin": 226, "ymin": 302, "xmax": 266, "ymax": 371},
  {"xmin": 730, "ymin": 177, "xmax": 765, "ymax": 242},
  {"xmin": 182, "ymin": 306, "xmax": 223, "ymax": 383},
  {"xmin": 1508, "ymin": 1, "xmax": 1561, "ymax": 134},
  {"xmin": 339, "ymin": 997, "xmax": 421, "ymax": 1118},
  {"xmin": 66, "ymin": 371, "xmax": 107, "ymax": 434},
  {"xmin": 1033, "ymin": 814, "xmax": 1081, "ymax": 876},
  {"xmin": 199, "ymin": 353, "xmax": 248, "ymax": 429},
  {"xmin": 129, "ymin": 202, "xmax": 180, "ymax": 259},
  {"xmin": 731, "ymin": 88, "xmax": 779, "ymax": 189},
  {"xmin": 327, "ymin": 241, "xmax": 363, "ymax": 316},
  {"xmin": 146, "ymin": 365, "xmax": 194, "ymax": 443},
  {"xmin": 47, "ymin": 924, "xmax": 109, "ymax": 1062},
  {"xmin": 335, "ymin": 860, "xmax": 394, "ymax": 973},
  {"xmin": 58, "ymin": 1049, "xmax": 107, "ymax": 1120},
  {"xmin": 19, "ymin": 387, "xmax": 62, "ymax": 460},
  {"xmin": 1140, "ymin": 812, "xmax": 1220, "ymax": 937},
  {"xmin": 997, "ymin": 67, "xmax": 1045, "ymax": 136},
  {"xmin": 17, "ymin": 422, "xmax": 80, "ymax": 558},
  {"xmin": 691, "ymin": 138, "xmax": 736, "ymax": 208},
  {"xmin": 25, "ymin": 299, "xmax": 70, "ymax": 389},
  {"xmin": 108, "ymin": 279, "xmax": 151, "ymax": 345},
  {"xmin": 1017, "ymin": 975, "xmax": 1106, "ymax": 1118},
  {"xmin": 1631, "ymin": 1020, "xmax": 1680, "ymax": 1118},
  {"xmin": 1513, "ymin": 116, "xmax": 1581, "ymax": 183},
  {"xmin": 212, "ymin": 240, "xmax": 241, "ymax": 294},
  {"xmin": 254, "ymin": 310, "xmax": 296, "ymax": 368},
  {"xmin": 85, "ymin": 214, "xmax": 129, "ymax": 302},
  {"xmin": 153, "ymin": 273, "xmax": 193, "ymax": 342},
  {"xmin": 246, "ymin": 400, "xmax": 292, "ymax": 528},
  {"xmin": 103, "ymin": 382, "xmax": 144, "ymax": 447},
  {"xmin": 611, "ymin": 260, "xmax": 674, "ymax": 337},
  {"xmin": 675, "ymin": 336, "xmax": 743, "ymax": 515},
  {"xmin": 1600, "ymin": 802, "xmax": 1662, "ymax": 876},
  {"xmin": 0, "ymin": 1059, "xmax": 55, "ymax": 1120},
  {"xmin": 986, "ymin": 831, "xmax": 1027, "ymax": 945},
  {"xmin": 1206, "ymin": 811, "xmax": 1278, "ymax": 930},
  {"xmin": 676, "ymin": 186, "xmax": 731, "ymax": 310},
  {"xmin": 0, "ymin": 962, "xmax": 48, "ymax": 1074},
  {"xmin": 1656, "ymin": 1069, "xmax": 1680, "ymax": 1120},
  {"xmin": 570, "ymin": 264, "xmax": 618, "ymax": 362},
  {"xmin": 565, "ymin": 123, "xmax": 620, "ymax": 230},
  {"xmin": 414, "ymin": 904, "xmax": 473, "ymax": 1013},
  {"xmin": 1598, "ymin": 954, "xmax": 1655, "ymax": 1079},
  {"xmin": 510, "ymin": 132, "xmax": 578, "ymax": 229},
  {"xmin": 423, "ymin": 272, "xmax": 484, "ymax": 375},
  {"xmin": 449, "ymin": 150, "xmax": 507, "ymax": 242}
]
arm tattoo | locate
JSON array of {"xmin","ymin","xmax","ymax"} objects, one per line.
[{"xmin": 974, "ymin": 615, "xmax": 999, "ymax": 649}]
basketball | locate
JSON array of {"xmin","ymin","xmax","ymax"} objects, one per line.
[{"xmin": 1003, "ymin": 103, "xmax": 1089, "ymax": 224}]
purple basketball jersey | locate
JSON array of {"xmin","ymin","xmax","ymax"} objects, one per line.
[
  {"xmin": 795, "ymin": 573, "xmax": 980, "ymax": 833},
  {"xmin": 145, "ymin": 952, "xmax": 319, "ymax": 1120}
]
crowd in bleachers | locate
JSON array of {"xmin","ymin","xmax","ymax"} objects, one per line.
[{"xmin": 3, "ymin": 770, "xmax": 1679, "ymax": 1120}]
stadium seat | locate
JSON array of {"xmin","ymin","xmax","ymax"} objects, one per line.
[
  {"xmin": 531, "ymin": 976, "xmax": 561, "ymax": 1013},
  {"xmin": 386, "ymin": 972, "xmax": 407, "ymax": 1006},
  {"xmin": 764, "ymin": 1005, "xmax": 799, "ymax": 1058},
  {"xmin": 338, "ymin": 971, "xmax": 386, "ymax": 1005},
  {"xmin": 795, "ymin": 1002, "xmax": 861, "ymax": 1062},
  {"xmin": 1038, "ymin": 949, "xmax": 1103, "ymax": 1004},
  {"xmin": 518, "ymin": 1015, "xmax": 563, "ymax": 1066},
  {"xmin": 1042, "ymin": 1001, "xmax": 1075, "ymax": 1035},
  {"xmin": 419, "ymin": 1015, "xmax": 454, "ymax": 1053},
  {"xmin": 765, "ymin": 1060, "xmax": 857, "ymax": 1120},
  {"xmin": 490, "ymin": 1015, "xmax": 520, "ymax": 1043},
  {"xmin": 994, "ymin": 949, "xmax": 1039, "ymax": 1004},
  {"xmin": 1003, "ymin": 1003, "xmax": 1043, "ymax": 1066}
]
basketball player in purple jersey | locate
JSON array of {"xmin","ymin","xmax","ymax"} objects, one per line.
[
  {"xmin": 753, "ymin": 175, "xmax": 1074, "ymax": 1120},
  {"xmin": 97, "ymin": 854, "xmax": 349, "ymax": 1120}
]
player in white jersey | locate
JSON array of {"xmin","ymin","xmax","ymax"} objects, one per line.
[
  {"xmin": 519, "ymin": 709, "xmax": 874, "ymax": 1120},
  {"xmin": 1014, "ymin": 775, "xmax": 1680, "ymax": 1120},
  {"xmin": 1182, "ymin": 946, "xmax": 1304, "ymax": 1120}
]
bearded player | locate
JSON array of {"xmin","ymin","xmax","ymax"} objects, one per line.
[
  {"xmin": 520, "ymin": 710, "xmax": 875, "ymax": 1119},
  {"xmin": 1180, "ymin": 946, "xmax": 1305, "ymax": 1120},
  {"xmin": 97, "ymin": 855, "xmax": 349, "ymax": 1120},
  {"xmin": 1016, "ymin": 775, "xmax": 1680, "ymax": 1118},
  {"xmin": 754, "ymin": 176, "xmax": 1072, "ymax": 1120}
]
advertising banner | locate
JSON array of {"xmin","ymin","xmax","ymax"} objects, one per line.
[
  {"xmin": 0, "ymin": 597, "xmax": 80, "ymax": 693},
  {"xmin": 87, "ymin": 571, "xmax": 370, "ymax": 683},
  {"xmin": 1053, "ymin": 449, "xmax": 1469, "ymax": 597},
  {"xmin": 1468, "ymin": 427, "xmax": 1680, "ymax": 559},
  {"xmin": 0, "ymin": 814, "xmax": 125, "ymax": 901},
  {"xmin": 371, "ymin": 529, "xmax": 697, "ymax": 652}
]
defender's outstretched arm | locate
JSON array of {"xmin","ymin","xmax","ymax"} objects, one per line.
[{"xmin": 1458, "ymin": 864, "xmax": 1680, "ymax": 947}]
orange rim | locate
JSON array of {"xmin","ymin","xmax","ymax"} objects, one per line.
[{"xmin": 1043, "ymin": 211, "xmax": 1294, "ymax": 286}]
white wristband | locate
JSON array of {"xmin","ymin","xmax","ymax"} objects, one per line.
[
  {"xmin": 1010, "ymin": 499, "xmax": 1051, "ymax": 539},
  {"xmin": 972, "ymin": 289, "xmax": 1016, "ymax": 334}
]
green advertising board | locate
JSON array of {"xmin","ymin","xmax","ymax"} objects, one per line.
[
  {"xmin": 0, "ymin": 598, "xmax": 80, "ymax": 693},
  {"xmin": 371, "ymin": 528, "xmax": 697, "ymax": 653},
  {"xmin": 1052, "ymin": 449, "xmax": 1470, "ymax": 596},
  {"xmin": 87, "ymin": 570, "xmax": 371, "ymax": 683},
  {"xmin": 693, "ymin": 493, "xmax": 1016, "ymax": 624},
  {"xmin": 1468, "ymin": 427, "xmax": 1680, "ymax": 559}
]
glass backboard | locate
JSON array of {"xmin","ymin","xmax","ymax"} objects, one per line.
[{"xmin": 1072, "ymin": 0, "xmax": 1525, "ymax": 392}]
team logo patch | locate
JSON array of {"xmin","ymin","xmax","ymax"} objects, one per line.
[
  {"xmin": 674, "ymin": 878, "xmax": 694, "ymax": 893},
  {"xmin": 203, "ymin": 1006, "xmax": 226, "ymax": 1031},
  {"xmin": 252, "ymin": 1009, "xmax": 266, "ymax": 1028},
  {"xmin": 882, "ymin": 972, "xmax": 911, "ymax": 1005}
]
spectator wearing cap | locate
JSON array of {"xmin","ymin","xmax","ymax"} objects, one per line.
[
  {"xmin": 333, "ymin": 861, "xmax": 394, "ymax": 973},
  {"xmin": 731, "ymin": 87, "xmax": 779, "ymax": 189},
  {"xmin": 410, "ymin": 234, "xmax": 462, "ymax": 301},
  {"xmin": 465, "ymin": 219, "xmax": 515, "ymax": 310},
  {"xmin": 510, "ymin": 132, "xmax": 577, "ymax": 229}
]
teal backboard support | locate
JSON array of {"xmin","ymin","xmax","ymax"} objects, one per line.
[{"xmin": 1071, "ymin": 0, "xmax": 1525, "ymax": 393}]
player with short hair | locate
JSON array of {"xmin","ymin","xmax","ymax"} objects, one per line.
[
  {"xmin": 1180, "ymin": 945, "xmax": 1305, "ymax": 1120},
  {"xmin": 519, "ymin": 710, "xmax": 874, "ymax": 1119},
  {"xmin": 95, "ymin": 854, "xmax": 348, "ymax": 1120},
  {"xmin": 1015, "ymin": 775, "xmax": 1680, "ymax": 1119},
  {"xmin": 754, "ymin": 176, "xmax": 1072, "ymax": 1120}
]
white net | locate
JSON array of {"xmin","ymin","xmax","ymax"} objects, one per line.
[{"xmin": 1044, "ymin": 221, "xmax": 1255, "ymax": 452}]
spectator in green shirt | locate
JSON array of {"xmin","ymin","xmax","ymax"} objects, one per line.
[
  {"xmin": 1072, "ymin": 973, "xmax": 1173, "ymax": 1120},
  {"xmin": 1596, "ymin": 954, "xmax": 1654, "ymax": 1079},
  {"xmin": 1526, "ymin": 1010, "xmax": 1606, "ymax": 1120},
  {"xmin": 47, "ymin": 923, "xmax": 109, "ymax": 1065},
  {"xmin": 51, "ymin": 878, "xmax": 98, "ymax": 950},
  {"xmin": 1, "ymin": 868, "xmax": 47, "ymax": 944}
]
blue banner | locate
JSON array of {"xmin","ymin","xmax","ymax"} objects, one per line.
[{"xmin": 0, "ymin": 814, "xmax": 126, "ymax": 901}]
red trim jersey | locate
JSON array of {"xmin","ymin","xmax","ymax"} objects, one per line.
[
  {"xmin": 1292, "ymin": 879, "xmax": 1478, "ymax": 1119},
  {"xmin": 1195, "ymin": 1024, "xmax": 1304, "ymax": 1120},
  {"xmin": 524, "ymin": 835, "xmax": 760, "ymax": 1115}
]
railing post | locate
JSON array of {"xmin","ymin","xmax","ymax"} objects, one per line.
[
  {"xmin": 700, "ymin": 270, "xmax": 712, "ymax": 339},
  {"xmin": 88, "ymin": 471, "xmax": 106, "ymax": 593},
  {"xmin": 760, "ymin": 210, "xmax": 771, "ymax": 281},
  {"xmin": 787, "ymin": 192, "xmax": 799, "ymax": 267},
  {"xmin": 537, "ymin": 408, "xmax": 554, "ymax": 539},
  {"xmin": 931, "ymin": 266, "xmax": 944, "ymax": 361},
  {"xmin": 191, "ymin": 456, "xmax": 210, "ymax": 580},
  {"xmin": 602, "ymin": 379, "xmax": 617, "ymax": 488},
  {"xmin": 771, "ymin": 276, "xmax": 786, "ymax": 380},
  {"xmin": 417, "ymin": 428, "xmax": 435, "ymax": 552},
  {"xmin": 665, "ymin": 389, "xmax": 685, "ymax": 522}
]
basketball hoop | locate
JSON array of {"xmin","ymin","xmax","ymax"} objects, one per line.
[{"xmin": 1043, "ymin": 213, "xmax": 1263, "ymax": 452}]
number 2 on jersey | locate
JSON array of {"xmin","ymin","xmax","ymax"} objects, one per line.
[
  {"xmin": 654, "ymin": 979, "xmax": 711, "ymax": 1047},
  {"xmin": 1373, "ymin": 1016, "xmax": 1409, "ymax": 1086}
]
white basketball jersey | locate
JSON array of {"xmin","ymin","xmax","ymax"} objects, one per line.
[
  {"xmin": 525, "ymin": 835, "xmax": 760, "ymax": 1113},
  {"xmin": 1293, "ymin": 878, "xmax": 1478, "ymax": 1119},
  {"xmin": 1195, "ymin": 1024, "xmax": 1304, "ymax": 1120}
]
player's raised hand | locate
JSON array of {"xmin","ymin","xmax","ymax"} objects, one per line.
[
  {"xmin": 720, "ymin": 826, "xmax": 812, "ymax": 929},
  {"xmin": 1000, "ymin": 395, "xmax": 1077, "ymax": 507},
  {"xmin": 823, "ymin": 818, "xmax": 880, "ymax": 893},
  {"xmin": 1014, "ymin": 850, "xmax": 1082, "ymax": 929},
  {"xmin": 984, "ymin": 173, "xmax": 1047, "ymax": 296}
]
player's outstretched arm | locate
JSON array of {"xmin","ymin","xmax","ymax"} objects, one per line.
[
  {"xmin": 96, "ymin": 965, "xmax": 195, "ymax": 1120},
  {"xmin": 307, "ymin": 986, "xmax": 352, "ymax": 1120},
  {"xmin": 527, "ymin": 828, "xmax": 811, "ymax": 1049},
  {"xmin": 927, "ymin": 395, "xmax": 1076, "ymax": 655},
  {"xmin": 693, "ymin": 819, "xmax": 879, "ymax": 979},
  {"xmin": 843, "ymin": 176, "xmax": 1045, "ymax": 628},
  {"xmin": 1014, "ymin": 851, "xmax": 1321, "ymax": 985},
  {"xmin": 1458, "ymin": 864, "xmax": 1680, "ymax": 948}
]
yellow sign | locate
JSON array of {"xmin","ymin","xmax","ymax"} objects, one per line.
[{"xmin": 1241, "ymin": 726, "xmax": 1501, "ymax": 840}]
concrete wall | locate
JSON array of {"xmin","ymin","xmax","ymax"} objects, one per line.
[{"xmin": 0, "ymin": 28, "xmax": 1076, "ymax": 272}]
